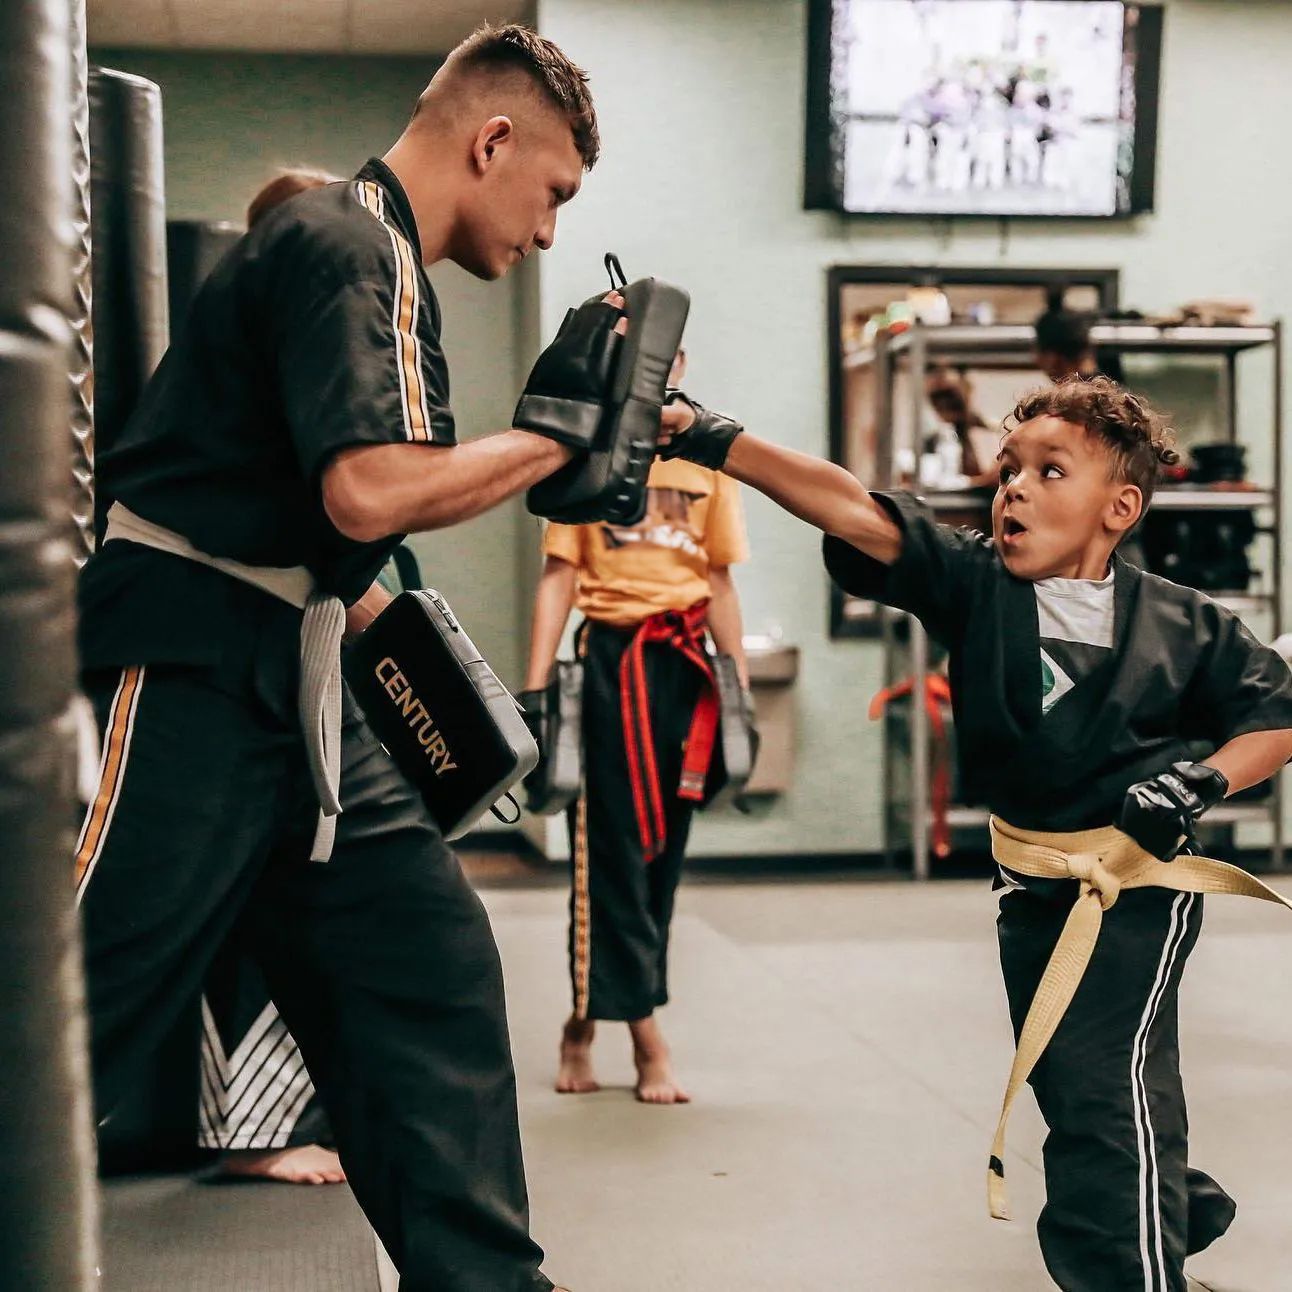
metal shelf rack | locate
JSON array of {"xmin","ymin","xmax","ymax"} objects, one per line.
[{"xmin": 862, "ymin": 321, "xmax": 1285, "ymax": 878}]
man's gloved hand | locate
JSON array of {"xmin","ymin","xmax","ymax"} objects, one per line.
[
  {"xmin": 659, "ymin": 390, "xmax": 743, "ymax": 470},
  {"xmin": 1117, "ymin": 761, "xmax": 1229, "ymax": 860},
  {"xmin": 514, "ymin": 294, "xmax": 626, "ymax": 451}
]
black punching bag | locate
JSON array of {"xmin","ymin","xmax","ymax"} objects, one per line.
[
  {"xmin": 88, "ymin": 66, "xmax": 168, "ymax": 538},
  {"xmin": 0, "ymin": 0, "xmax": 101, "ymax": 1287},
  {"xmin": 167, "ymin": 220, "xmax": 241, "ymax": 337}
]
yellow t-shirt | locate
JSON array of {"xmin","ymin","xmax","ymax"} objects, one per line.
[{"xmin": 543, "ymin": 458, "xmax": 749, "ymax": 626}]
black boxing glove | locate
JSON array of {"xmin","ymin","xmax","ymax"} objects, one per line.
[
  {"xmin": 1117, "ymin": 761, "xmax": 1229, "ymax": 860},
  {"xmin": 659, "ymin": 390, "xmax": 743, "ymax": 469},
  {"xmin": 514, "ymin": 299, "xmax": 623, "ymax": 451}
]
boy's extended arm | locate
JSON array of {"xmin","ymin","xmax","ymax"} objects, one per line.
[{"xmin": 719, "ymin": 435, "xmax": 903, "ymax": 565}]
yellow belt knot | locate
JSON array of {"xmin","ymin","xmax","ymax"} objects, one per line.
[
  {"xmin": 1066, "ymin": 852, "xmax": 1121, "ymax": 909},
  {"xmin": 984, "ymin": 814, "xmax": 1292, "ymax": 1222}
]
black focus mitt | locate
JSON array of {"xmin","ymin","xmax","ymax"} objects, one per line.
[
  {"xmin": 513, "ymin": 298, "xmax": 624, "ymax": 451},
  {"xmin": 527, "ymin": 257, "xmax": 690, "ymax": 525}
]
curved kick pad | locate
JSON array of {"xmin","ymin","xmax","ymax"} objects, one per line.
[{"xmin": 527, "ymin": 275, "xmax": 690, "ymax": 525}]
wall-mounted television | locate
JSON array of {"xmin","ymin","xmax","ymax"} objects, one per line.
[{"xmin": 805, "ymin": 0, "xmax": 1163, "ymax": 218}]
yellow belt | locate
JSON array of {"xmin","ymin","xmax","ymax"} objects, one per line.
[{"xmin": 986, "ymin": 814, "xmax": 1292, "ymax": 1221}]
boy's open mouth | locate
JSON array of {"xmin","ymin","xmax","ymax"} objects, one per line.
[{"xmin": 1002, "ymin": 516, "xmax": 1028, "ymax": 542}]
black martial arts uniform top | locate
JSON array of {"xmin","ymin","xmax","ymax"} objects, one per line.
[
  {"xmin": 80, "ymin": 158, "xmax": 453, "ymax": 673},
  {"xmin": 824, "ymin": 492, "xmax": 1292, "ymax": 834}
]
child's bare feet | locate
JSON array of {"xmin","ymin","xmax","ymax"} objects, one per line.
[
  {"xmin": 217, "ymin": 1144, "xmax": 346, "ymax": 1184},
  {"xmin": 629, "ymin": 1015, "xmax": 690, "ymax": 1105},
  {"xmin": 555, "ymin": 1016, "xmax": 600, "ymax": 1094}
]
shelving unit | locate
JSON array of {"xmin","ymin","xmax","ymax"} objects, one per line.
[{"xmin": 860, "ymin": 321, "xmax": 1284, "ymax": 878}]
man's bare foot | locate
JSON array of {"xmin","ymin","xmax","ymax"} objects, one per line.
[
  {"xmin": 217, "ymin": 1144, "xmax": 346, "ymax": 1184},
  {"xmin": 556, "ymin": 1016, "xmax": 600, "ymax": 1094},
  {"xmin": 629, "ymin": 1015, "xmax": 690, "ymax": 1105}
]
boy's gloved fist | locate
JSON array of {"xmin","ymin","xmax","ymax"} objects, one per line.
[
  {"xmin": 1117, "ymin": 761, "xmax": 1229, "ymax": 860},
  {"xmin": 659, "ymin": 390, "xmax": 743, "ymax": 469}
]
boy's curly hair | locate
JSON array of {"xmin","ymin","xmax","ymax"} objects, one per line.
[{"xmin": 1008, "ymin": 375, "xmax": 1178, "ymax": 505}]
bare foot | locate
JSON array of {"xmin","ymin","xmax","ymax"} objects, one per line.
[
  {"xmin": 217, "ymin": 1144, "xmax": 346, "ymax": 1185},
  {"xmin": 556, "ymin": 1016, "xmax": 600, "ymax": 1094},
  {"xmin": 629, "ymin": 1015, "xmax": 690, "ymax": 1105}
]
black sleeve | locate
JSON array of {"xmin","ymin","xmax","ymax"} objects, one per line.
[
  {"xmin": 822, "ymin": 491, "xmax": 991, "ymax": 646},
  {"xmin": 275, "ymin": 253, "xmax": 455, "ymax": 484},
  {"xmin": 1186, "ymin": 599, "xmax": 1292, "ymax": 746}
]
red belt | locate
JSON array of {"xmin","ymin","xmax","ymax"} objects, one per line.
[
  {"xmin": 869, "ymin": 673, "xmax": 954, "ymax": 860},
  {"xmin": 619, "ymin": 602, "xmax": 719, "ymax": 862}
]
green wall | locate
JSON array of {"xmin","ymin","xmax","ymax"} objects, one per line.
[
  {"xmin": 535, "ymin": 0, "xmax": 1292, "ymax": 857},
  {"xmin": 89, "ymin": 49, "xmax": 435, "ymax": 222}
]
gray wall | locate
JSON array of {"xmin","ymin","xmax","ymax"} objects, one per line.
[{"xmin": 534, "ymin": 0, "xmax": 1292, "ymax": 856}]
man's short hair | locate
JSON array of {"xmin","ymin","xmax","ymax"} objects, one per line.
[
  {"xmin": 1008, "ymin": 375, "xmax": 1178, "ymax": 506},
  {"xmin": 1034, "ymin": 306, "xmax": 1092, "ymax": 360},
  {"xmin": 441, "ymin": 23, "xmax": 600, "ymax": 170}
]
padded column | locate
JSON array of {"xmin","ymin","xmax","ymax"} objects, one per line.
[
  {"xmin": 68, "ymin": 0, "xmax": 95, "ymax": 561},
  {"xmin": 0, "ymin": 0, "xmax": 101, "ymax": 1286}
]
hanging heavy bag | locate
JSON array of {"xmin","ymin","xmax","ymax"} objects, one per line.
[
  {"xmin": 702, "ymin": 653, "xmax": 760, "ymax": 810},
  {"xmin": 343, "ymin": 590, "xmax": 538, "ymax": 839},
  {"xmin": 517, "ymin": 660, "xmax": 584, "ymax": 815}
]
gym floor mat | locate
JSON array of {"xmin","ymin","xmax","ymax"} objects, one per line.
[{"xmin": 100, "ymin": 1173, "xmax": 378, "ymax": 1291}]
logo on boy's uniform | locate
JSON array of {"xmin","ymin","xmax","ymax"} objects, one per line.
[
  {"xmin": 601, "ymin": 486, "xmax": 705, "ymax": 556},
  {"xmin": 1040, "ymin": 648, "xmax": 1075, "ymax": 714}
]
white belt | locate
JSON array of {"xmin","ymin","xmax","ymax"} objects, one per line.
[{"xmin": 103, "ymin": 502, "xmax": 346, "ymax": 861}]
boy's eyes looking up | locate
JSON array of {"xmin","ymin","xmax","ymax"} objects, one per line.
[{"xmin": 997, "ymin": 463, "xmax": 1066, "ymax": 485}]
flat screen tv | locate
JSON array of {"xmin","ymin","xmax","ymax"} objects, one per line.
[{"xmin": 805, "ymin": 0, "xmax": 1163, "ymax": 218}]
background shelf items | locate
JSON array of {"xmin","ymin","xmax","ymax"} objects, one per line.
[{"xmin": 858, "ymin": 321, "xmax": 1285, "ymax": 878}]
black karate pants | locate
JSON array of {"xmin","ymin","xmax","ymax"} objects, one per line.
[
  {"xmin": 77, "ymin": 662, "xmax": 549, "ymax": 1292},
  {"xmin": 998, "ymin": 886, "xmax": 1235, "ymax": 1292},
  {"xmin": 566, "ymin": 621, "xmax": 702, "ymax": 1021}
]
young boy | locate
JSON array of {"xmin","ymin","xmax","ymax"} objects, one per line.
[
  {"xmin": 660, "ymin": 376, "xmax": 1292, "ymax": 1291},
  {"xmin": 524, "ymin": 350, "xmax": 749, "ymax": 1105}
]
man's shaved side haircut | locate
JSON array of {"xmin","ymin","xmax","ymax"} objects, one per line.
[{"xmin": 418, "ymin": 23, "xmax": 600, "ymax": 170}]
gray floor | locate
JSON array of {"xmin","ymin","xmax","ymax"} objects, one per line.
[
  {"xmin": 103, "ymin": 877, "xmax": 1292, "ymax": 1290},
  {"xmin": 506, "ymin": 878, "xmax": 1291, "ymax": 1292}
]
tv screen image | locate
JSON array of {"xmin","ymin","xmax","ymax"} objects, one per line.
[{"xmin": 807, "ymin": 0, "xmax": 1161, "ymax": 218}]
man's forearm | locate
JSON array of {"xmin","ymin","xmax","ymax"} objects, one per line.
[
  {"xmin": 723, "ymin": 434, "xmax": 902, "ymax": 563},
  {"xmin": 1203, "ymin": 728, "xmax": 1292, "ymax": 796},
  {"xmin": 707, "ymin": 569, "xmax": 748, "ymax": 688},
  {"xmin": 324, "ymin": 432, "xmax": 571, "ymax": 542}
]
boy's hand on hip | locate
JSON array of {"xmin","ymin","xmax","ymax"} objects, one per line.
[{"xmin": 1117, "ymin": 761, "xmax": 1229, "ymax": 860}]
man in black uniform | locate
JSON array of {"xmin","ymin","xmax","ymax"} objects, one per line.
[
  {"xmin": 661, "ymin": 376, "xmax": 1292, "ymax": 1290},
  {"xmin": 75, "ymin": 25, "xmax": 617, "ymax": 1291}
]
